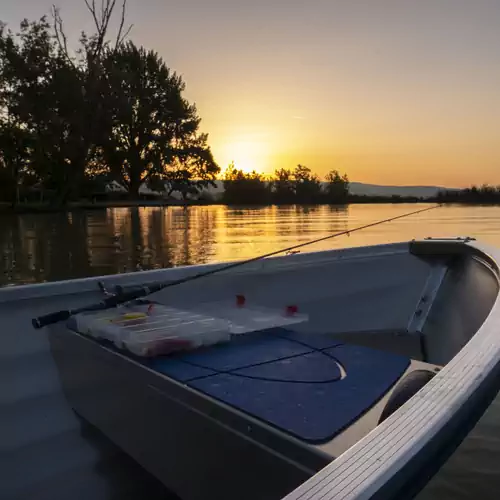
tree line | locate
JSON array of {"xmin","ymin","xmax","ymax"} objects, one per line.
[
  {"xmin": 0, "ymin": 0, "xmax": 219, "ymax": 206},
  {"xmin": 436, "ymin": 185, "xmax": 500, "ymax": 204},
  {"xmin": 222, "ymin": 164, "xmax": 349, "ymax": 205}
]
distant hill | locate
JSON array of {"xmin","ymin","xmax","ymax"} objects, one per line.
[
  {"xmin": 204, "ymin": 180, "xmax": 453, "ymax": 199},
  {"xmin": 348, "ymin": 182, "xmax": 454, "ymax": 198}
]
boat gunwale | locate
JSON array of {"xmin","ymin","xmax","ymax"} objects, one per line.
[{"xmin": 0, "ymin": 242, "xmax": 410, "ymax": 303}]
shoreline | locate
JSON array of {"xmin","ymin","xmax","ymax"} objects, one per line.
[
  {"xmin": 0, "ymin": 200, "xmax": 197, "ymax": 214},
  {"xmin": 0, "ymin": 198, "xmax": 435, "ymax": 215}
]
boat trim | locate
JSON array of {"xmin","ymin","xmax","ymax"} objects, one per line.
[{"xmin": 406, "ymin": 263, "xmax": 448, "ymax": 334}]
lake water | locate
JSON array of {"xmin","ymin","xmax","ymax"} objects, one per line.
[{"xmin": 2, "ymin": 203, "xmax": 500, "ymax": 499}]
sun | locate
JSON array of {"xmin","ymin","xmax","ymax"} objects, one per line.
[
  {"xmin": 223, "ymin": 138, "xmax": 267, "ymax": 174},
  {"xmin": 234, "ymin": 157, "xmax": 258, "ymax": 174}
]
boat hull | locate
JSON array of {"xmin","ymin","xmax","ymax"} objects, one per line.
[{"xmin": 49, "ymin": 325, "xmax": 317, "ymax": 500}]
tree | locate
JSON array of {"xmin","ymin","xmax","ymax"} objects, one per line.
[
  {"xmin": 325, "ymin": 169, "xmax": 349, "ymax": 203},
  {"xmin": 222, "ymin": 162, "xmax": 271, "ymax": 204},
  {"xmin": 47, "ymin": 0, "xmax": 132, "ymax": 201},
  {"xmin": 0, "ymin": 121, "xmax": 33, "ymax": 204},
  {"xmin": 272, "ymin": 168, "xmax": 295, "ymax": 204},
  {"xmin": 0, "ymin": 1, "xmax": 132, "ymax": 204},
  {"xmin": 163, "ymin": 133, "xmax": 219, "ymax": 200},
  {"xmin": 0, "ymin": 1, "xmax": 220, "ymax": 205},
  {"xmin": 293, "ymin": 164, "xmax": 321, "ymax": 203},
  {"xmin": 100, "ymin": 42, "xmax": 218, "ymax": 199},
  {"xmin": 0, "ymin": 17, "xmax": 60, "ymax": 199}
]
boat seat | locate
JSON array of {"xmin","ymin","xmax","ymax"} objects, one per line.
[{"xmin": 142, "ymin": 328, "xmax": 410, "ymax": 443}]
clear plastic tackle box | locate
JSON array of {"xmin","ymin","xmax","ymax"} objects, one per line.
[{"xmin": 68, "ymin": 299, "xmax": 307, "ymax": 357}]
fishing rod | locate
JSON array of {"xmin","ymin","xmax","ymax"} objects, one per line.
[{"xmin": 32, "ymin": 203, "xmax": 441, "ymax": 329}]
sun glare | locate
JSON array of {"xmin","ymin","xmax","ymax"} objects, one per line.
[{"xmin": 224, "ymin": 139, "xmax": 267, "ymax": 174}]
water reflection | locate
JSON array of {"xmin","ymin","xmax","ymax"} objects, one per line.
[
  {"xmin": 4, "ymin": 203, "xmax": 500, "ymax": 287},
  {"xmin": 0, "ymin": 207, "xmax": 219, "ymax": 285}
]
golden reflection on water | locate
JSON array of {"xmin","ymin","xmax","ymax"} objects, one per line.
[{"xmin": 3, "ymin": 203, "xmax": 500, "ymax": 286}]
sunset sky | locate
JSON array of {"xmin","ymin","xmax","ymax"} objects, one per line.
[{"xmin": 3, "ymin": 0, "xmax": 500, "ymax": 187}]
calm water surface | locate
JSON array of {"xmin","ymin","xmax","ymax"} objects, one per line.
[{"xmin": 2, "ymin": 203, "xmax": 500, "ymax": 499}]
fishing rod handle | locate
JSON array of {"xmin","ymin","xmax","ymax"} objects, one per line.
[
  {"xmin": 31, "ymin": 287, "xmax": 153, "ymax": 329},
  {"xmin": 32, "ymin": 310, "xmax": 72, "ymax": 329}
]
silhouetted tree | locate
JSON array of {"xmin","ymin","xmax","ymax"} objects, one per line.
[
  {"xmin": 0, "ymin": 1, "xmax": 220, "ymax": 204},
  {"xmin": 0, "ymin": 18, "xmax": 60, "ymax": 198},
  {"xmin": 272, "ymin": 168, "xmax": 295, "ymax": 204},
  {"xmin": 294, "ymin": 164, "xmax": 322, "ymax": 203},
  {"xmin": 222, "ymin": 162, "xmax": 271, "ymax": 204},
  {"xmin": 99, "ymin": 42, "xmax": 218, "ymax": 199},
  {"xmin": 0, "ymin": 121, "xmax": 33, "ymax": 205},
  {"xmin": 0, "ymin": 1, "xmax": 132, "ymax": 204},
  {"xmin": 436, "ymin": 185, "xmax": 500, "ymax": 204},
  {"xmin": 325, "ymin": 169, "xmax": 349, "ymax": 203}
]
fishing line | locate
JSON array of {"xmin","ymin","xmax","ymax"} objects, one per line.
[{"xmin": 33, "ymin": 203, "xmax": 442, "ymax": 328}]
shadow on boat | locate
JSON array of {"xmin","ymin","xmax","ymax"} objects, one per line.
[{"xmin": 74, "ymin": 412, "xmax": 179, "ymax": 500}]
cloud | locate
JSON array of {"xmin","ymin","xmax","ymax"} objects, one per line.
[{"xmin": 292, "ymin": 115, "xmax": 305, "ymax": 120}]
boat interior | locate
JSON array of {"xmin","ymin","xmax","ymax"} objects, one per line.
[{"xmin": 70, "ymin": 240, "xmax": 497, "ymax": 456}]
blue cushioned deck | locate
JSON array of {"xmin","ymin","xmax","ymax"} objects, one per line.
[
  {"xmin": 141, "ymin": 327, "xmax": 410, "ymax": 443},
  {"xmin": 236, "ymin": 351, "xmax": 341, "ymax": 383},
  {"xmin": 174, "ymin": 331, "xmax": 312, "ymax": 371},
  {"xmin": 145, "ymin": 357, "xmax": 216, "ymax": 382}
]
